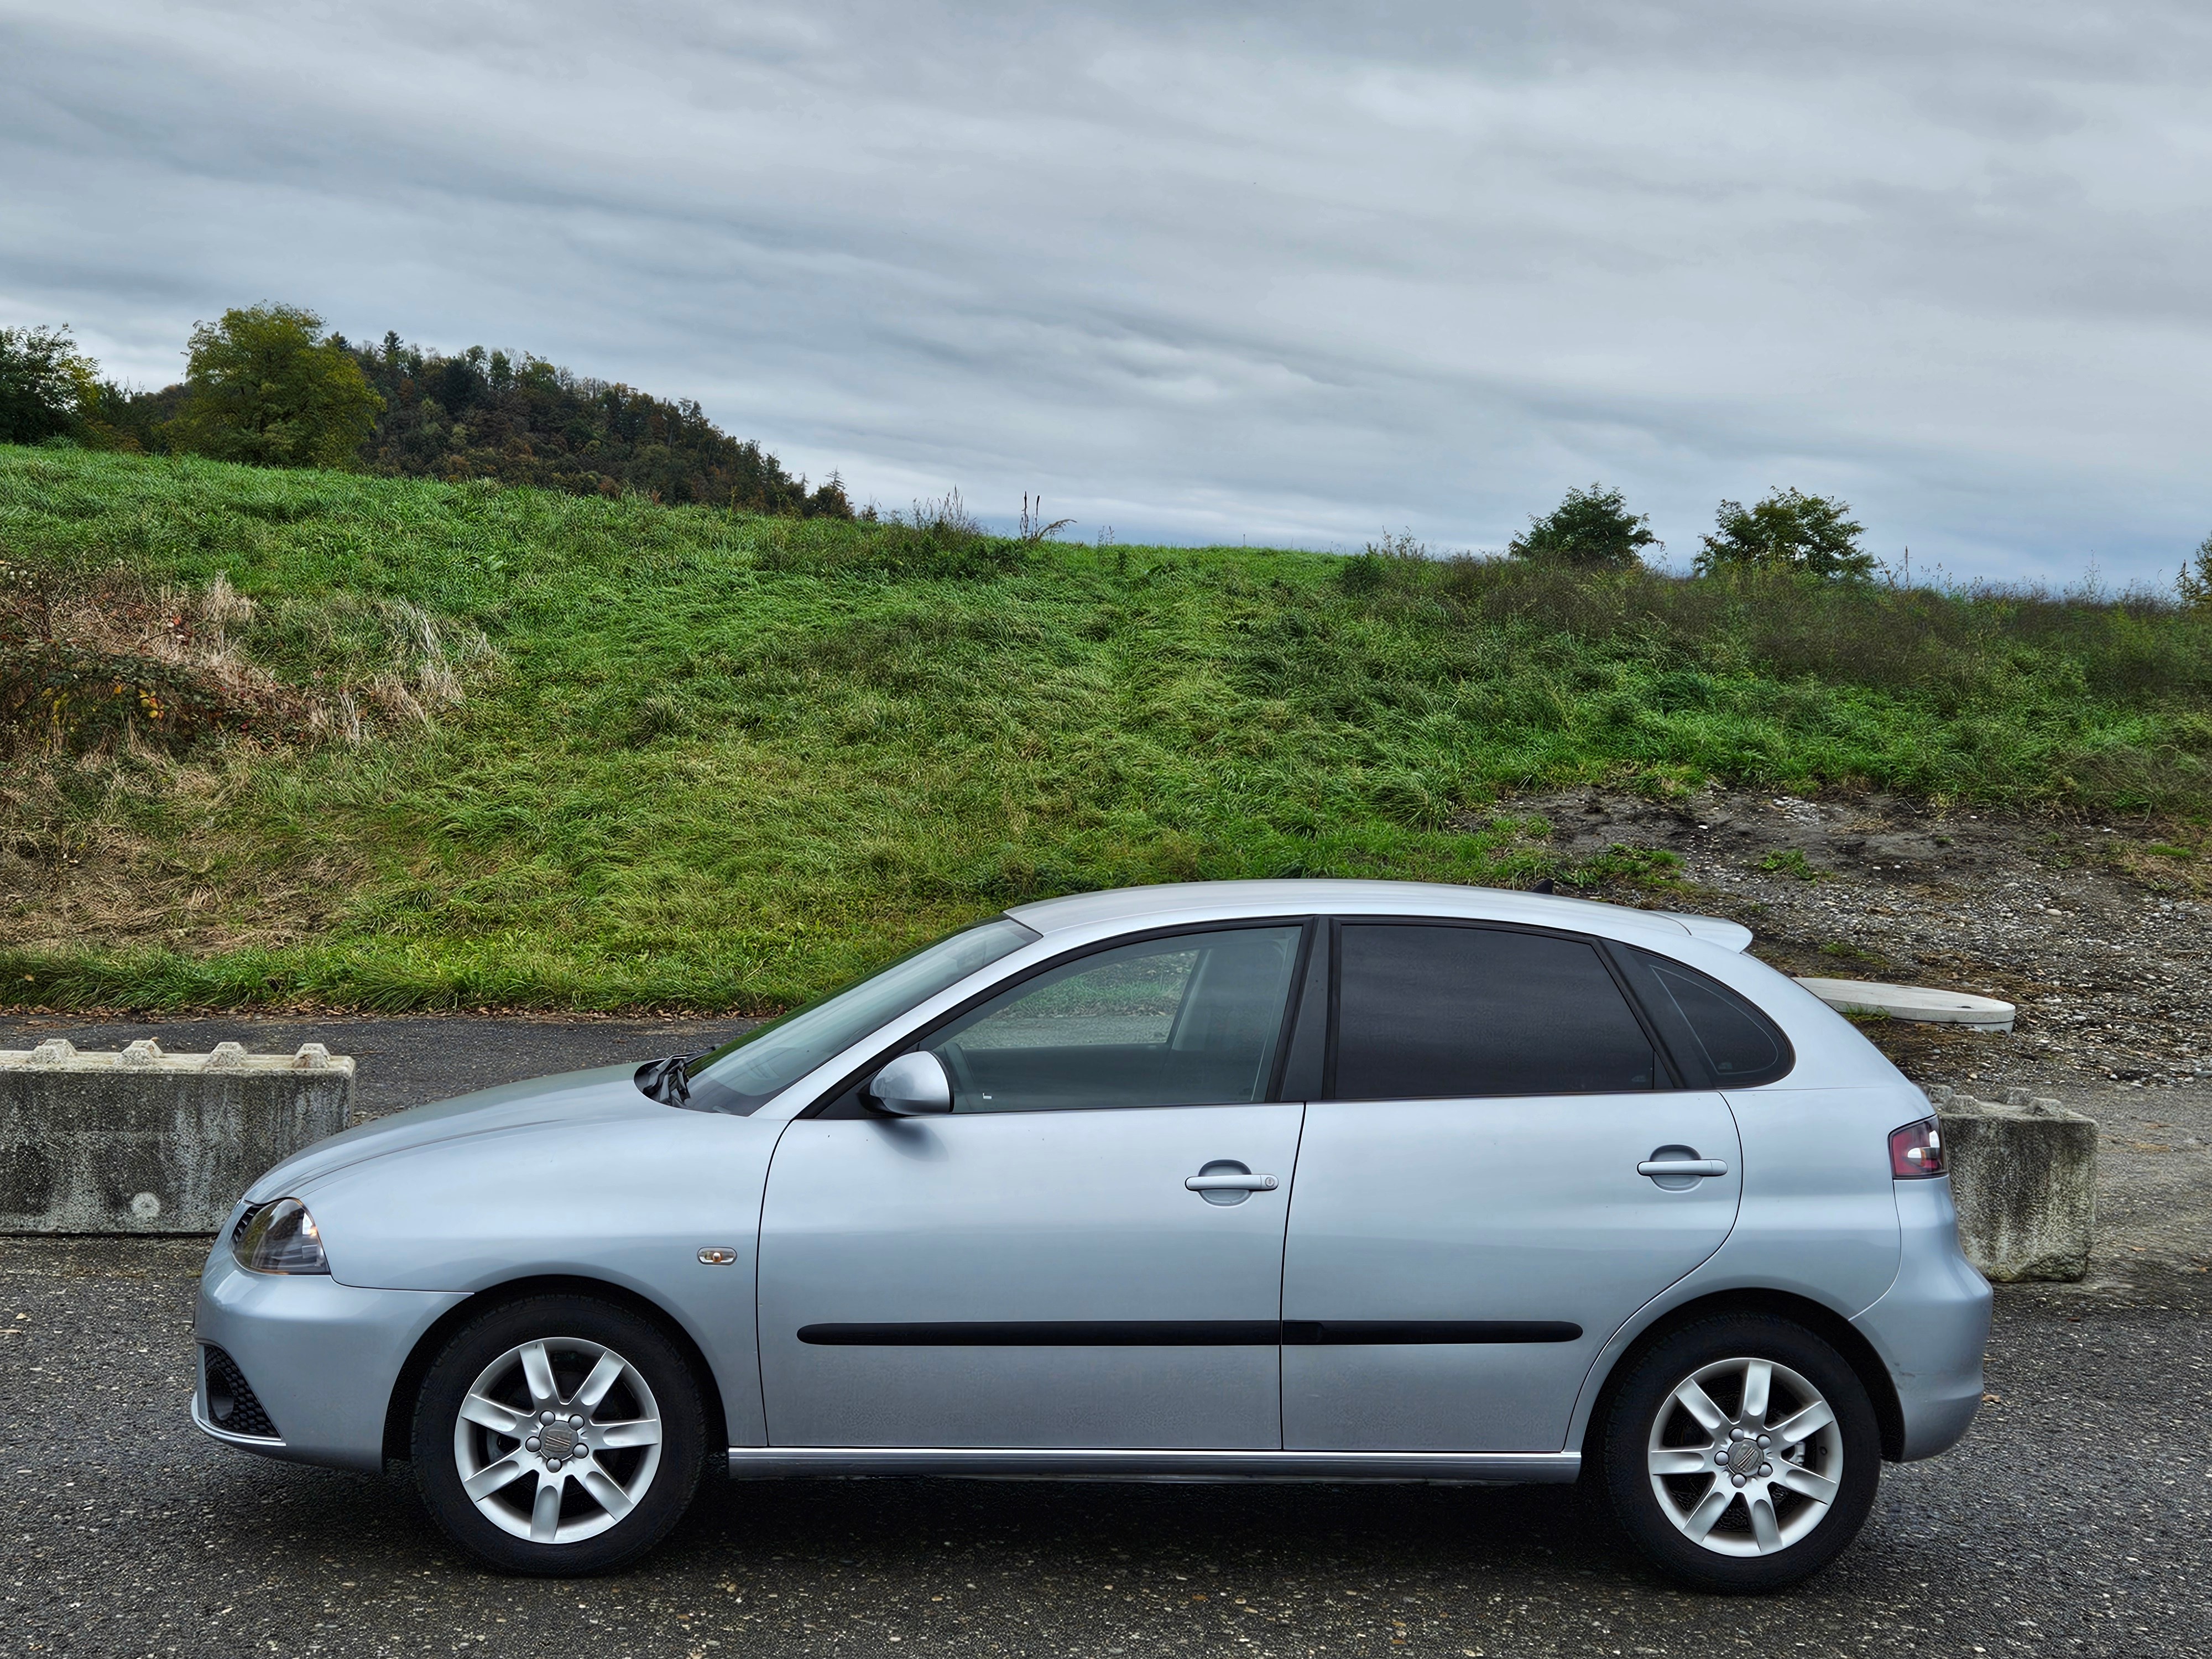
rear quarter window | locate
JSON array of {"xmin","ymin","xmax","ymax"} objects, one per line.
[{"xmin": 1628, "ymin": 948, "xmax": 1795, "ymax": 1088}]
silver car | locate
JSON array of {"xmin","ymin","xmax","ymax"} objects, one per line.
[{"xmin": 194, "ymin": 880, "xmax": 1989, "ymax": 1592}]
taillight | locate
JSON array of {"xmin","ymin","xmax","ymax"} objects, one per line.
[{"xmin": 1890, "ymin": 1116, "xmax": 1945, "ymax": 1179}]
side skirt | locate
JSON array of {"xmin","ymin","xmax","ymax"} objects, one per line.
[{"xmin": 726, "ymin": 1447, "xmax": 1580, "ymax": 1485}]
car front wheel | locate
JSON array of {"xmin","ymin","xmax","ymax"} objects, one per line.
[
  {"xmin": 413, "ymin": 1295, "xmax": 706, "ymax": 1574},
  {"xmin": 1601, "ymin": 1313, "xmax": 1881, "ymax": 1592}
]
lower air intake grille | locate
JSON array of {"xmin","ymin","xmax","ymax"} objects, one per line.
[{"xmin": 202, "ymin": 1344, "xmax": 278, "ymax": 1440}]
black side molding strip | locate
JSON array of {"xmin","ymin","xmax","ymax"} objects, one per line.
[
  {"xmin": 797, "ymin": 1320, "xmax": 1582, "ymax": 1347},
  {"xmin": 1283, "ymin": 1320, "xmax": 1582, "ymax": 1345},
  {"xmin": 799, "ymin": 1322, "xmax": 1282, "ymax": 1347}
]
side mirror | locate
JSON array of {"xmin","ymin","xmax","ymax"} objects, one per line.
[{"xmin": 865, "ymin": 1051, "xmax": 953, "ymax": 1116}]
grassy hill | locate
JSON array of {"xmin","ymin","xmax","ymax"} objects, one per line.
[{"xmin": 4, "ymin": 446, "xmax": 2208, "ymax": 1011}]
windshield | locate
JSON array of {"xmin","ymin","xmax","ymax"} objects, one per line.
[{"xmin": 683, "ymin": 917, "xmax": 1040, "ymax": 1114}]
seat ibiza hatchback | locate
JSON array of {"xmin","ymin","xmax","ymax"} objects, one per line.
[{"xmin": 196, "ymin": 880, "xmax": 1990, "ymax": 1590}]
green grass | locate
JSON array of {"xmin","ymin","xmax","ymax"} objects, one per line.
[
  {"xmin": 5, "ymin": 447, "xmax": 2210, "ymax": 1011},
  {"xmin": 1757, "ymin": 848, "xmax": 1830, "ymax": 882}
]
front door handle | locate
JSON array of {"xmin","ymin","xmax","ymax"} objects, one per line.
[
  {"xmin": 1186, "ymin": 1160, "xmax": 1279, "ymax": 1206},
  {"xmin": 1637, "ymin": 1159, "xmax": 1729, "ymax": 1178}
]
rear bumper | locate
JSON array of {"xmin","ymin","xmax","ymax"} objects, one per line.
[
  {"xmin": 1852, "ymin": 1178, "xmax": 1992, "ymax": 1461},
  {"xmin": 194, "ymin": 1245, "xmax": 466, "ymax": 1473}
]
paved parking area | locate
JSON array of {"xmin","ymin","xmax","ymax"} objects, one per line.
[
  {"xmin": 4, "ymin": 1018, "xmax": 2208, "ymax": 1656},
  {"xmin": 7, "ymin": 1245, "xmax": 2204, "ymax": 1658}
]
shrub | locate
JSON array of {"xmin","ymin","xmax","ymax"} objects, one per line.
[
  {"xmin": 1508, "ymin": 483, "xmax": 1657, "ymax": 569},
  {"xmin": 1696, "ymin": 488, "xmax": 1874, "ymax": 579}
]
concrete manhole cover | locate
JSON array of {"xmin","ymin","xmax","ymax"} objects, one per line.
[{"xmin": 1795, "ymin": 977, "xmax": 2016, "ymax": 1032}]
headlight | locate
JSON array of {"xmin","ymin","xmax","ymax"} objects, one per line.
[{"xmin": 232, "ymin": 1197, "xmax": 330, "ymax": 1275}]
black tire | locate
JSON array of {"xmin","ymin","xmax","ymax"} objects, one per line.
[
  {"xmin": 413, "ymin": 1295, "xmax": 706, "ymax": 1575},
  {"xmin": 1600, "ymin": 1313, "xmax": 1881, "ymax": 1593}
]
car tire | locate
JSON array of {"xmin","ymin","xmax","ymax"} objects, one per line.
[
  {"xmin": 1600, "ymin": 1313, "xmax": 1881, "ymax": 1593},
  {"xmin": 413, "ymin": 1295, "xmax": 707, "ymax": 1575}
]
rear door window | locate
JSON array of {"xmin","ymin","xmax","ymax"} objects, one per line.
[{"xmin": 1332, "ymin": 923, "xmax": 1657, "ymax": 1098}]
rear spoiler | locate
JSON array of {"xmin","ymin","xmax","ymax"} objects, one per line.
[{"xmin": 1666, "ymin": 913, "xmax": 1755, "ymax": 952}]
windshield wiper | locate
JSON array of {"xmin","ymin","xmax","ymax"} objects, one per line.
[{"xmin": 634, "ymin": 1052, "xmax": 703, "ymax": 1108}]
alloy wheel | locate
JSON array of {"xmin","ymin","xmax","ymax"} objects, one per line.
[
  {"xmin": 1645, "ymin": 1355, "xmax": 1844, "ymax": 1557},
  {"xmin": 450, "ymin": 1337, "xmax": 665, "ymax": 1545}
]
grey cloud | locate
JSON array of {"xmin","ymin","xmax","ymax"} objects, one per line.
[{"xmin": 3, "ymin": 0, "xmax": 2208, "ymax": 578}]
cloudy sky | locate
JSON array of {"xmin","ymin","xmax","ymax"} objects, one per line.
[{"xmin": 5, "ymin": 1, "xmax": 2208, "ymax": 582}]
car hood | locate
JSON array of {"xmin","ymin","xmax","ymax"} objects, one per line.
[{"xmin": 246, "ymin": 1062, "xmax": 667, "ymax": 1202}]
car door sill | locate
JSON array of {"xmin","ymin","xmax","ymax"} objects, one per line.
[{"xmin": 726, "ymin": 1447, "xmax": 1580, "ymax": 1484}]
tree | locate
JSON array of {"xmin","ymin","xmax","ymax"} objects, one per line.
[
  {"xmin": 1696, "ymin": 487, "xmax": 1874, "ymax": 578},
  {"xmin": 1507, "ymin": 483, "xmax": 1658, "ymax": 569},
  {"xmin": 0, "ymin": 324, "xmax": 100, "ymax": 444},
  {"xmin": 2178, "ymin": 533, "xmax": 2212, "ymax": 610},
  {"xmin": 170, "ymin": 304, "xmax": 383, "ymax": 468}
]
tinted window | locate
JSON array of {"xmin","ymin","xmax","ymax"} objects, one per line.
[
  {"xmin": 1333, "ymin": 924, "xmax": 1656, "ymax": 1098},
  {"xmin": 1636, "ymin": 952, "xmax": 1791, "ymax": 1086},
  {"xmin": 927, "ymin": 926, "xmax": 1303, "ymax": 1113}
]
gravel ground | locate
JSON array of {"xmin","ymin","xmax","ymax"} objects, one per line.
[{"xmin": 1507, "ymin": 787, "xmax": 2211, "ymax": 1095}]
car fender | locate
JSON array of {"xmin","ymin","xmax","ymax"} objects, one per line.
[{"xmin": 293, "ymin": 1106, "xmax": 783, "ymax": 1447}]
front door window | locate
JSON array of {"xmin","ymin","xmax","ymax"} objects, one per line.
[{"xmin": 928, "ymin": 926, "xmax": 1305, "ymax": 1113}]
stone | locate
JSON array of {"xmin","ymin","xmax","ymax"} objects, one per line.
[
  {"xmin": 0, "ymin": 1042, "xmax": 354, "ymax": 1234},
  {"xmin": 1927, "ymin": 1085, "xmax": 2096, "ymax": 1282}
]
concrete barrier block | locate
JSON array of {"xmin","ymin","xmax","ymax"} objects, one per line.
[
  {"xmin": 0, "ymin": 1041, "xmax": 354, "ymax": 1234},
  {"xmin": 1928, "ymin": 1084, "xmax": 2097, "ymax": 1282}
]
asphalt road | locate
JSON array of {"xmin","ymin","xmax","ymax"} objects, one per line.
[{"xmin": 4, "ymin": 1018, "xmax": 2208, "ymax": 1657}]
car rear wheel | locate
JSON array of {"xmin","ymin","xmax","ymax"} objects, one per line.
[
  {"xmin": 1601, "ymin": 1313, "xmax": 1881, "ymax": 1592},
  {"xmin": 413, "ymin": 1295, "xmax": 706, "ymax": 1574}
]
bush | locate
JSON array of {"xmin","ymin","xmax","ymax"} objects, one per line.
[
  {"xmin": 1508, "ymin": 483, "xmax": 1657, "ymax": 569},
  {"xmin": 1696, "ymin": 488, "xmax": 1874, "ymax": 579}
]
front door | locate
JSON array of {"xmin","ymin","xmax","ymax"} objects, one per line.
[
  {"xmin": 1281, "ymin": 921, "xmax": 1743, "ymax": 1453},
  {"xmin": 758, "ymin": 922, "xmax": 1308, "ymax": 1449}
]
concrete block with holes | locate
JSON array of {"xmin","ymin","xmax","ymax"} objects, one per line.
[
  {"xmin": 0, "ymin": 1039, "xmax": 353, "ymax": 1233},
  {"xmin": 1929, "ymin": 1086, "xmax": 2097, "ymax": 1282}
]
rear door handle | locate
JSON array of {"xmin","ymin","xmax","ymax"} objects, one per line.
[
  {"xmin": 1186, "ymin": 1173, "xmax": 1279, "ymax": 1192},
  {"xmin": 1637, "ymin": 1159, "xmax": 1729, "ymax": 1178}
]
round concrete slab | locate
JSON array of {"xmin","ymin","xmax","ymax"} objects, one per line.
[{"xmin": 1796, "ymin": 975, "xmax": 2016, "ymax": 1031}]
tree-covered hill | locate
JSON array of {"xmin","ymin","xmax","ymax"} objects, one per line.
[
  {"xmin": 46, "ymin": 307, "xmax": 853, "ymax": 517},
  {"xmin": 347, "ymin": 333, "xmax": 853, "ymax": 515}
]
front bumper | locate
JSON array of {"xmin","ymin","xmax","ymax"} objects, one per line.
[
  {"xmin": 1851, "ymin": 1177, "xmax": 1993, "ymax": 1461},
  {"xmin": 193, "ymin": 1244, "xmax": 467, "ymax": 1472}
]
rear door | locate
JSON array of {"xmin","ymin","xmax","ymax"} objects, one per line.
[
  {"xmin": 758, "ymin": 922, "xmax": 1309, "ymax": 1450},
  {"xmin": 1281, "ymin": 921, "xmax": 1742, "ymax": 1453}
]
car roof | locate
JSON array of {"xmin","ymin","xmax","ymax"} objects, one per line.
[{"xmin": 1005, "ymin": 879, "xmax": 1753, "ymax": 952}]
